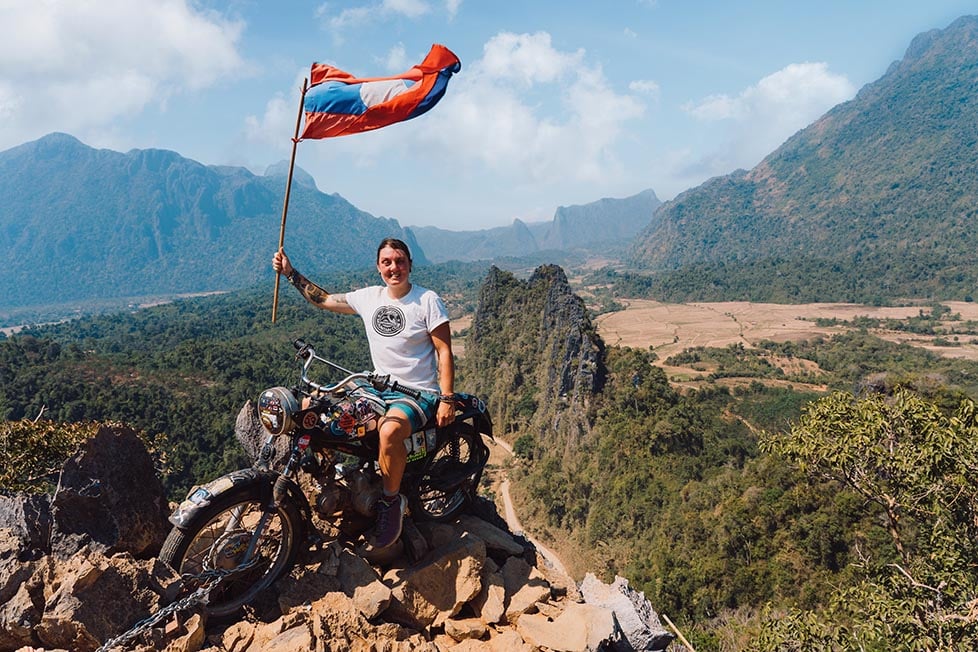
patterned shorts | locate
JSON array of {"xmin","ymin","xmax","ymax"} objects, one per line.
[{"xmin": 367, "ymin": 387, "xmax": 437, "ymax": 432}]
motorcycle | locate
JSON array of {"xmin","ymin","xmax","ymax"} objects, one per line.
[{"xmin": 158, "ymin": 338, "xmax": 493, "ymax": 617}]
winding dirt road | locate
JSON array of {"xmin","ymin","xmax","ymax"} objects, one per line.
[{"xmin": 486, "ymin": 436, "xmax": 572, "ymax": 581}]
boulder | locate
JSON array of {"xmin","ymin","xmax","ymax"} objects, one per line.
[
  {"xmin": 516, "ymin": 601, "xmax": 620, "ymax": 651},
  {"xmin": 49, "ymin": 426, "xmax": 170, "ymax": 559},
  {"xmin": 445, "ymin": 616, "xmax": 489, "ymax": 641},
  {"xmin": 0, "ymin": 493, "xmax": 51, "ymax": 561},
  {"xmin": 457, "ymin": 514, "xmax": 527, "ymax": 556},
  {"xmin": 471, "ymin": 557, "xmax": 506, "ymax": 624},
  {"xmin": 234, "ymin": 400, "xmax": 290, "ymax": 468},
  {"xmin": 0, "ymin": 560, "xmax": 44, "ymax": 650},
  {"xmin": 502, "ymin": 556, "xmax": 552, "ymax": 623},
  {"xmin": 580, "ymin": 573, "xmax": 675, "ymax": 651},
  {"xmin": 384, "ymin": 536, "xmax": 486, "ymax": 628},
  {"xmin": 488, "ymin": 628, "xmax": 535, "ymax": 651},
  {"xmin": 34, "ymin": 548, "xmax": 180, "ymax": 652},
  {"xmin": 338, "ymin": 545, "xmax": 392, "ymax": 619}
]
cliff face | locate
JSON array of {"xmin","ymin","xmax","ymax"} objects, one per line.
[{"xmin": 464, "ymin": 265, "xmax": 604, "ymax": 451}]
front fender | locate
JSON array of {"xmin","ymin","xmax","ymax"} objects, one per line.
[{"xmin": 168, "ymin": 468, "xmax": 309, "ymax": 529}]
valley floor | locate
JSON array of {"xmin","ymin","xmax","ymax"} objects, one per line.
[{"xmin": 596, "ymin": 300, "xmax": 978, "ymax": 365}]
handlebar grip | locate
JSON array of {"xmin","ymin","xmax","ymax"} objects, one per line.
[
  {"xmin": 293, "ymin": 338, "xmax": 312, "ymax": 360},
  {"xmin": 368, "ymin": 373, "xmax": 423, "ymax": 400},
  {"xmin": 390, "ymin": 381, "xmax": 423, "ymax": 401}
]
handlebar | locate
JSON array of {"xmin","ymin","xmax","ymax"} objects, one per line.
[{"xmin": 292, "ymin": 338, "xmax": 426, "ymax": 401}]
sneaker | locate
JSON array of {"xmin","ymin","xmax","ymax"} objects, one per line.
[{"xmin": 371, "ymin": 493, "xmax": 407, "ymax": 549}]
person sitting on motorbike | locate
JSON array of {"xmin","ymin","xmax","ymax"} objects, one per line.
[{"xmin": 272, "ymin": 238, "xmax": 455, "ymax": 549}]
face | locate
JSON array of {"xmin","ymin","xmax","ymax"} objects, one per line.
[{"xmin": 376, "ymin": 245, "xmax": 412, "ymax": 288}]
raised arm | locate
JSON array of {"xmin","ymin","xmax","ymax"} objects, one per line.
[{"xmin": 272, "ymin": 248, "xmax": 356, "ymax": 315}]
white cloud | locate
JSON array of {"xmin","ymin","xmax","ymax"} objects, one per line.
[
  {"xmin": 383, "ymin": 0, "xmax": 430, "ymax": 18},
  {"xmin": 629, "ymin": 79, "xmax": 660, "ymax": 97},
  {"xmin": 478, "ymin": 32, "xmax": 584, "ymax": 86},
  {"xmin": 0, "ymin": 0, "xmax": 244, "ymax": 150},
  {"xmin": 445, "ymin": 0, "xmax": 462, "ymax": 20},
  {"xmin": 684, "ymin": 62, "xmax": 855, "ymax": 125},
  {"xmin": 682, "ymin": 61, "xmax": 856, "ymax": 174},
  {"xmin": 245, "ymin": 95, "xmax": 294, "ymax": 147},
  {"xmin": 324, "ymin": 5, "xmax": 371, "ymax": 30},
  {"xmin": 383, "ymin": 43, "xmax": 410, "ymax": 72},
  {"xmin": 239, "ymin": 66, "xmax": 309, "ymax": 165},
  {"xmin": 325, "ymin": 0, "xmax": 432, "ymax": 31},
  {"xmin": 420, "ymin": 31, "xmax": 645, "ymax": 185}
]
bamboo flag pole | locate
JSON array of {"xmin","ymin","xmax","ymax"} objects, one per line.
[
  {"xmin": 271, "ymin": 77, "xmax": 309, "ymax": 323},
  {"xmin": 661, "ymin": 613, "xmax": 696, "ymax": 652}
]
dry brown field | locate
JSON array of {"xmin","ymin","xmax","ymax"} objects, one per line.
[{"xmin": 595, "ymin": 300, "xmax": 978, "ymax": 383}]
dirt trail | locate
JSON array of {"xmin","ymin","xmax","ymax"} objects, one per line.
[{"xmin": 485, "ymin": 436, "xmax": 573, "ymax": 582}]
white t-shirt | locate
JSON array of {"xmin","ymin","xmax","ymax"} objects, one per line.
[{"xmin": 344, "ymin": 284, "xmax": 449, "ymax": 391}]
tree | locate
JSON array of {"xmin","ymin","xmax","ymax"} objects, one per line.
[{"xmin": 757, "ymin": 390, "xmax": 978, "ymax": 650}]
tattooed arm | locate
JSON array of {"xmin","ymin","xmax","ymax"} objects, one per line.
[{"xmin": 273, "ymin": 249, "xmax": 356, "ymax": 314}]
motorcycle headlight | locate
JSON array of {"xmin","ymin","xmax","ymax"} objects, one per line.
[{"xmin": 257, "ymin": 387, "xmax": 299, "ymax": 436}]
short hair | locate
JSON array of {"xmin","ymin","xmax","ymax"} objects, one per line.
[{"xmin": 377, "ymin": 238, "xmax": 412, "ymax": 263}]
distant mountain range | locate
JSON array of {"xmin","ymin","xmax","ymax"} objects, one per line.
[
  {"xmin": 0, "ymin": 133, "xmax": 423, "ymax": 310},
  {"xmin": 409, "ymin": 189, "xmax": 661, "ymax": 263},
  {"xmin": 0, "ymin": 134, "xmax": 653, "ymax": 312},
  {"xmin": 629, "ymin": 14, "xmax": 978, "ymax": 301}
]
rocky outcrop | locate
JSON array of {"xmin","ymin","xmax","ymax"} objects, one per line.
[
  {"xmin": 465, "ymin": 265, "xmax": 604, "ymax": 448},
  {"xmin": 0, "ymin": 426, "xmax": 176, "ymax": 651},
  {"xmin": 0, "ymin": 429, "xmax": 674, "ymax": 652},
  {"xmin": 580, "ymin": 574, "xmax": 676, "ymax": 651}
]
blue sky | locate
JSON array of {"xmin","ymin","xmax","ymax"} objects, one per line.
[{"xmin": 1, "ymin": 1, "xmax": 974, "ymax": 230}]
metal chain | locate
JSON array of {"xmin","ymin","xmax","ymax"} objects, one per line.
[{"xmin": 96, "ymin": 559, "xmax": 259, "ymax": 652}]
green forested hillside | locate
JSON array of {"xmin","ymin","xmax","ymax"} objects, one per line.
[
  {"xmin": 461, "ymin": 265, "xmax": 978, "ymax": 649},
  {"xmin": 628, "ymin": 15, "xmax": 978, "ymax": 303},
  {"xmin": 0, "ymin": 290, "xmax": 365, "ymax": 496}
]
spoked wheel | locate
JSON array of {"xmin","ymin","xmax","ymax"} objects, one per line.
[
  {"xmin": 410, "ymin": 422, "xmax": 488, "ymax": 522},
  {"xmin": 159, "ymin": 486, "xmax": 303, "ymax": 618}
]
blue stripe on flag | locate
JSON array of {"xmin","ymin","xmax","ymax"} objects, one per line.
[{"xmin": 305, "ymin": 81, "xmax": 369, "ymax": 116}]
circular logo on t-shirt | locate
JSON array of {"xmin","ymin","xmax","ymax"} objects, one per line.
[{"xmin": 372, "ymin": 306, "xmax": 405, "ymax": 337}]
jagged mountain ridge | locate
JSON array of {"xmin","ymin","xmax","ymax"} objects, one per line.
[
  {"xmin": 409, "ymin": 189, "xmax": 661, "ymax": 263},
  {"xmin": 0, "ymin": 133, "xmax": 423, "ymax": 310},
  {"xmin": 462, "ymin": 264, "xmax": 603, "ymax": 452},
  {"xmin": 629, "ymin": 15, "xmax": 978, "ymax": 299}
]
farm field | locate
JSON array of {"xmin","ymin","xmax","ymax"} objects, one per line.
[{"xmin": 595, "ymin": 300, "xmax": 978, "ymax": 374}]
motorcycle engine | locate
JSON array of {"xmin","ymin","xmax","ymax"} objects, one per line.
[
  {"xmin": 348, "ymin": 469, "xmax": 382, "ymax": 517},
  {"xmin": 316, "ymin": 481, "xmax": 345, "ymax": 517}
]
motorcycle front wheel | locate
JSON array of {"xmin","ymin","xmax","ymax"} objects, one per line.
[
  {"xmin": 159, "ymin": 485, "xmax": 303, "ymax": 618},
  {"xmin": 410, "ymin": 422, "xmax": 487, "ymax": 522}
]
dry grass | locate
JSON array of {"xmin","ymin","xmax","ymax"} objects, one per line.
[{"xmin": 595, "ymin": 300, "xmax": 978, "ymax": 364}]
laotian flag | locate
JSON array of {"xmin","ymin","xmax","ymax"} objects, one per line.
[{"xmin": 299, "ymin": 44, "xmax": 461, "ymax": 140}]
